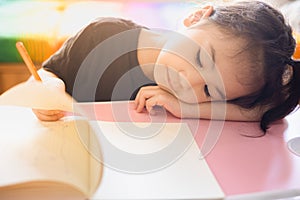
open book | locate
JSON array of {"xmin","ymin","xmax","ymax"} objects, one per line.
[{"xmin": 0, "ymin": 82, "xmax": 224, "ymax": 200}]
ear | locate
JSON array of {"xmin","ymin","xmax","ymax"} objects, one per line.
[{"xmin": 183, "ymin": 5, "xmax": 213, "ymax": 27}]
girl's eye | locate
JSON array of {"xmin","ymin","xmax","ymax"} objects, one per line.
[
  {"xmin": 204, "ymin": 85, "xmax": 211, "ymax": 97},
  {"xmin": 196, "ymin": 49, "xmax": 203, "ymax": 68}
]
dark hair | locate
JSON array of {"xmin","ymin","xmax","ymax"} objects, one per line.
[{"xmin": 209, "ymin": 1, "xmax": 300, "ymax": 132}]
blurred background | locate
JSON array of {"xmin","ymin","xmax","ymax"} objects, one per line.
[
  {"xmin": 0, "ymin": 0, "xmax": 198, "ymax": 93},
  {"xmin": 0, "ymin": 0, "xmax": 299, "ymax": 93},
  {"xmin": 0, "ymin": 0, "xmax": 198, "ymax": 64}
]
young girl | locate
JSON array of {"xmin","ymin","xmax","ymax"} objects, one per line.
[{"xmin": 31, "ymin": 0, "xmax": 300, "ymax": 132}]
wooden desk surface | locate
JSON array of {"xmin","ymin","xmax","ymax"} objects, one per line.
[
  {"xmin": 0, "ymin": 63, "xmax": 31, "ymax": 94},
  {"xmin": 77, "ymin": 101, "xmax": 300, "ymax": 196}
]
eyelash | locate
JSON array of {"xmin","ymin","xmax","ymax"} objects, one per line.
[
  {"xmin": 196, "ymin": 49, "xmax": 203, "ymax": 68},
  {"xmin": 204, "ymin": 85, "xmax": 211, "ymax": 97},
  {"xmin": 196, "ymin": 50, "xmax": 210, "ymax": 97}
]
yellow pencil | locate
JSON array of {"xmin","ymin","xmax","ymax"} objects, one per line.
[{"xmin": 16, "ymin": 41, "xmax": 42, "ymax": 81}]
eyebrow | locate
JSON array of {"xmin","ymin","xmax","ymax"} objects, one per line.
[
  {"xmin": 189, "ymin": 25, "xmax": 216, "ymax": 64},
  {"xmin": 207, "ymin": 43, "xmax": 215, "ymax": 68}
]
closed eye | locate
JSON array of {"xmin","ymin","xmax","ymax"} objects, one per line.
[
  {"xmin": 204, "ymin": 85, "xmax": 211, "ymax": 97},
  {"xmin": 196, "ymin": 49, "xmax": 203, "ymax": 68}
]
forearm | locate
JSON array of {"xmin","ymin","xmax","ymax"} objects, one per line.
[
  {"xmin": 180, "ymin": 101, "xmax": 262, "ymax": 122},
  {"xmin": 135, "ymin": 86, "xmax": 262, "ymax": 122}
]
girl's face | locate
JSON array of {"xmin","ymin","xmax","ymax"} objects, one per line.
[{"xmin": 154, "ymin": 22, "xmax": 260, "ymax": 103}]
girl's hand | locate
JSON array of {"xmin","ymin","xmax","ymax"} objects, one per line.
[
  {"xmin": 28, "ymin": 70, "xmax": 66, "ymax": 121},
  {"xmin": 134, "ymin": 86, "xmax": 197, "ymax": 118},
  {"xmin": 32, "ymin": 109, "xmax": 65, "ymax": 121},
  {"xmin": 134, "ymin": 86, "xmax": 263, "ymax": 122},
  {"xmin": 134, "ymin": 86, "xmax": 210, "ymax": 119}
]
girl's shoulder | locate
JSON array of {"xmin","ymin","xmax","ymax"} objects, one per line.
[{"xmin": 89, "ymin": 17, "xmax": 147, "ymax": 31}]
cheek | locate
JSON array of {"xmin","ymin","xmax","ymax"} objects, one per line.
[
  {"xmin": 153, "ymin": 62, "xmax": 166, "ymax": 85},
  {"xmin": 176, "ymin": 88, "xmax": 203, "ymax": 103},
  {"xmin": 154, "ymin": 49, "xmax": 207, "ymax": 103},
  {"xmin": 156, "ymin": 53, "xmax": 201, "ymax": 82},
  {"xmin": 153, "ymin": 52, "xmax": 175, "ymax": 85},
  {"xmin": 176, "ymin": 71, "xmax": 209, "ymax": 103}
]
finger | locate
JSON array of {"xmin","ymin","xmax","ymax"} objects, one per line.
[
  {"xmin": 134, "ymin": 86, "xmax": 158, "ymax": 109},
  {"xmin": 33, "ymin": 109, "xmax": 62, "ymax": 115},
  {"xmin": 135, "ymin": 95, "xmax": 146, "ymax": 112},
  {"xmin": 145, "ymin": 93, "xmax": 182, "ymax": 118},
  {"xmin": 144, "ymin": 95, "xmax": 164, "ymax": 114},
  {"xmin": 134, "ymin": 88, "xmax": 152, "ymax": 112},
  {"xmin": 135, "ymin": 88, "xmax": 162, "ymax": 112},
  {"xmin": 145, "ymin": 99, "xmax": 157, "ymax": 115},
  {"xmin": 39, "ymin": 112, "xmax": 64, "ymax": 121},
  {"xmin": 134, "ymin": 89, "xmax": 141, "ymax": 109},
  {"xmin": 32, "ymin": 109, "xmax": 65, "ymax": 121}
]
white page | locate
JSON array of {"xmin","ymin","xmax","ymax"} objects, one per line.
[
  {"xmin": 91, "ymin": 121, "xmax": 224, "ymax": 200},
  {"xmin": 0, "ymin": 82, "xmax": 224, "ymax": 199},
  {"xmin": 0, "ymin": 106, "xmax": 100, "ymax": 197},
  {"xmin": 0, "ymin": 82, "xmax": 74, "ymax": 112}
]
